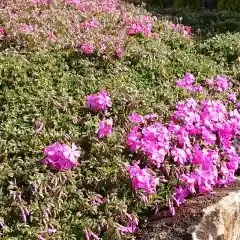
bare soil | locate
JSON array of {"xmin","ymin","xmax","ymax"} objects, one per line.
[{"xmin": 135, "ymin": 181, "xmax": 240, "ymax": 240}]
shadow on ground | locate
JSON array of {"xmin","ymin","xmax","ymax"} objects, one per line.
[{"xmin": 145, "ymin": 6, "xmax": 240, "ymax": 39}]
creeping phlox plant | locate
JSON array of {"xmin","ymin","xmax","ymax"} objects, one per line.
[
  {"xmin": 39, "ymin": 73, "xmax": 240, "ymax": 239},
  {"xmin": 0, "ymin": 0, "xmax": 191, "ymax": 56},
  {"xmin": 127, "ymin": 74, "xmax": 240, "ymax": 217}
]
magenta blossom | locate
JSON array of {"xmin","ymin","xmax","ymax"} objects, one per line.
[
  {"xmin": 183, "ymin": 26, "xmax": 191, "ymax": 36},
  {"xmin": 116, "ymin": 47, "xmax": 123, "ymax": 58},
  {"xmin": 118, "ymin": 213, "xmax": 138, "ymax": 233},
  {"xmin": 0, "ymin": 27, "xmax": 6, "ymax": 41},
  {"xmin": 80, "ymin": 43, "xmax": 95, "ymax": 55},
  {"xmin": 97, "ymin": 119, "xmax": 113, "ymax": 138},
  {"xmin": 128, "ymin": 112, "xmax": 144, "ymax": 123},
  {"xmin": 127, "ymin": 121, "xmax": 170, "ymax": 168},
  {"xmin": 86, "ymin": 89, "xmax": 112, "ymax": 112},
  {"xmin": 80, "ymin": 18, "xmax": 99, "ymax": 31},
  {"xmin": 41, "ymin": 142, "xmax": 80, "ymax": 170},
  {"xmin": 47, "ymin": 31, "xmax": 57, "ymax": 41},
  {"xmin": 126, "ymin": 18, "xmax": 152, "ymax": 38},
  {"xmin": 215, "ymin": 75, "xmax": 229, "ymax": 92},
  {"xmin": 128, "ymin": 163, "xmax": 159, "ymax": 195},
  {"xmin": 153, "ymin": 32, "xmax": 159, "ymax": 40},
  {"xmin": 205, "ymin": 78, "xmax": 215, "ymax": 87},
  {"xmin": 172, "ymin": 185, "xmax": 189, "ymax": 206},
  {"xmin": 230, "ymin": 92, "xmax": 237, "ymax": 103},
  {"xmin": 21, "ymin": 25, "xmax": 35, "ymax": 32}
]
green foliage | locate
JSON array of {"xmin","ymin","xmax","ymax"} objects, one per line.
[
  {"xmin": 217, "ymin": 0, "xmax": 240, "ymax": 11},
  {"xmin": 150, "ymin": 8, "xmax": 240, "ymax": 38},
  {"xmin": 0, "ymin": 3, "xmax": 240, "ymax": 240},
  {"xmin": 197, "ymin": 32, "xmax": 240, "ymax": 65},
  {"xmin": 173, "ymin": 0, "xmax": 201, "ymax": 9}
]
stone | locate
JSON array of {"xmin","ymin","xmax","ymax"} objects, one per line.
[
  {"xmin": 190, "ymin": 191, "xmax": 240, "ymax": 240},
  {"xmin": 136, "ymin": 180, "xmax": 240, "ymax": 240}
]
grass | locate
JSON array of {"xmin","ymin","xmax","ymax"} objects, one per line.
[{"xmin": 0, "ymin": 1, "xmax": 240, "ymax": 239}]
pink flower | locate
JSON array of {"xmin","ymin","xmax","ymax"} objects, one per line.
[
  {"xmin": 47, "ymin": 31, "xmax": 57, "ymax": 41},
  {"xmin": 97, "ymin": 119, "xmax": 113, "ymax": 138},
  {"xmin": 215, "ymin": 75, "xmax": 229, "ymax": 92},
  {"xmin": 183, "ymin": 26, "xmax": 191, "ymax": 35},
  {"xmin": 166, "ymin": 23, "xmax": 177, "ymax": 31},
  {"xmin": 229, "ymin": 92, "xmax": 237, "ymax": 103},
  {"xmin": 171, "ymin": 148, "xmax": 187, "ymax": 165},
  {"xmin": 190, "ymin": 84, "xmax": 203, "ymax": 92},
  {"xmin": 62, "ymin": 143, "xmax": 81, "ymax": 164},
  {"xmin": 91, "ymin": 195, "xmax": 104, "ymax": 207},
  {"xmin": 118, "ymin": 214, "xmax": 138, "ymax": 233},
  {"xmin": 201, "ymin": 127, "xmax": 216, "ymax": 145},
  {"xmin": 176, "ymin": 72, "xmax": 195, "ymax": 89},
  {"xmin": 236, "ymin": 102, "xmax": 240, "ymax": 109},
  {"xmin": 128, "ymin": 163, "xmax": 159, "ymax": 195},
  {"xmin": 80, "ymin": 43, "xmax": 95, "ymax": 55},
  {"xmin": 205, "ymin": 78, "xmax": 215, "ymax": 87},
  {"xmin": 0, "ymin": 27, "xmax": 6, "ymax": 41},
  {"xmin": 116, "ymin": 47, "xmax": 123, "ymax": 58},
  {"xmin": 34, "ymin": 0, "xmax": 50, "ymax": 5},
  {"xmin": 128, "ymin": 112, "xmax": 144, "ymax": 123},
  {"xmin": 172, "ymin": 185, "xmax": 189, "ymax": 206},
  {"xmin": 126, "ymin": 18, "xmax": 152, "ymax": 38},
  {"xmin": 80, "ymin": 18, "xmax": 99, "ymax": 31},
  {"xmin": 153, "ymin": 32, "xmax": 159, "ymax": 40},
  {"xmin": 86, "ymin": 89, "xmax": 112, "ymax": 112},
  {"xmin": 180, "ymin": 174, "xmax": 196, "ymax": 194},
  {"xmin": 42, "ymin": 142, "xmax": 80, "ymax": 170},
  {"xmin": 21, "ymin": 25, "xmax": 35, "ymax": 32}
]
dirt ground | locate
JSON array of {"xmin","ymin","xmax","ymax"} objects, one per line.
[{"xmin": 135, "ymin": 181, "xmax": 240, "ymax": 240}]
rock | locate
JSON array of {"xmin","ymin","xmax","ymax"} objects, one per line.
[
  {"xmin": 136, "ymin": 180, "xmax": 240, "ymax": 240},
  {"xmin": 191, "ymin": 191, "xmax": 240, "ymax": 240}
]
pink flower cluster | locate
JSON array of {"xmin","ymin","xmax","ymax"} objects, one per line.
[
  {"xmin": 176, "ymin": 72, "xmax": 203, "ymax": 92},
  {"xmin": 47, "ymin": 31, "xmax": 57, "ymax": 41},
  {"xmin": 80, "ymin": 43, "xmax": 96, "ymax": 55},
  {"xmin": 169, "ymin": 99, "xmax": 240, "ymax": 213},
  {"xmin": 97, "ymin": 119, "xmax": 113, "ymax": 138},
  {"xmin": 128, "ymin": 162, "xmax": 159, "ymax": 197},
  {"xmin": 204, "ymin": 75, "xmax": 230, "ymax": 92},
  {"xmin": 86, "ymin": 89, "xmax": 112, "ymax": 112},
  {"xmin": 41, "ymin": 142, "xmax": 80, "ymax": 170},
  {"xmin": 128, "ymin": 112, "xmax": 170, "ymax": 168},
  {"xmin": 21, "ymin": 25, "xmax": 35, "ymax": 32},
  {"xmin": 126, "ymin": 16, "xmax": 153, "ymax": 38},
  {"xmin": 166, "ymin": 23, "xmax": 191, "ymax": 36},
  {"xmin": 80, "ymin": 18, "xmax": 99, "ymax": 31},
  {"xmin": 0, "ymin": 27, "xmax": 6, "ymax": 41},
  {"xmin": 127, "ymin": 97, "xmax": 240, "ymax": 216},
  {"xmin": 65, "ymin": 0, "xmax": 118, "ymax": 13},
  {"xmin": 176, "ymin": 73, "xmax": 231, "ymax": 93}
]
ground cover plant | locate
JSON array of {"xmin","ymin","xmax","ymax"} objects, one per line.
[{"xmin": 1, "ymin": 0, "xmax": 240, "ymax": 239}]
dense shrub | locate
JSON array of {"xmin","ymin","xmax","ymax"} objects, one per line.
[
  {"xmin": 197, "ymin": 32, "xmax": 240, "ymax": 65},
  {"xmin": 0, "ymin": 1, "xmax": 240, "ymax": 240}
]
